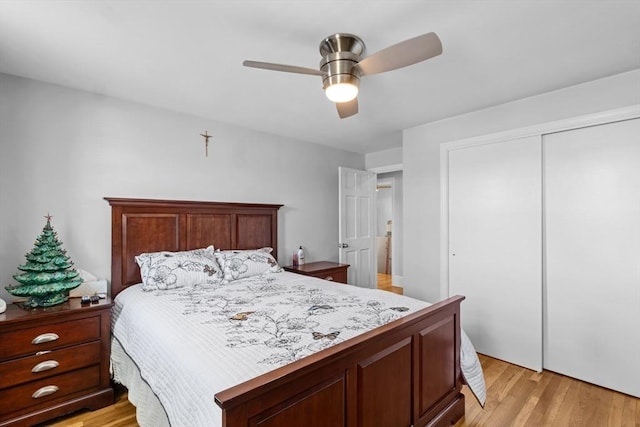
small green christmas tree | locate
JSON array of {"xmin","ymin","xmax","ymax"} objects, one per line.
[{"xmin": 5, "ymin": 215, "xmax": 82, "ymax": 307}]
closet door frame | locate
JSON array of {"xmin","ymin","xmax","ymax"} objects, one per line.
[
  {"xmin": 440, "ymin": 104, "xmax": 640, "ymax": 299},
  {"xmin": 440, "ymin": 105, "xmax": 640, "ymax": 372}
]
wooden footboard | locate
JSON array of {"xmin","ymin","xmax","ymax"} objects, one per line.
[{"xmin": 215, "ymin": 295, "xmax": 465, "ymax": 427}]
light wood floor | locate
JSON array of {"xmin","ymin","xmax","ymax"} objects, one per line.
[
  {"xmin": 455, "ymin": 354, "xmax": 639, "ymax": 427},
  {"xmin": 377, "ymin": 272, "xmax": 403, "ymax": 294},
  {"xmin": 44, "ymin": 354, "xmax": 639, "ymax": 426}
]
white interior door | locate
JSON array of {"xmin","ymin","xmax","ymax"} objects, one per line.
[
  {"xmin": 449, "ymin": 136, "xmax": 543, "ymax": 371},
  {"xmin": 339, "ymin": 167, "xmax": 376, "ymax": 287},
  {"xmin": 544, "ymin": 118, "xmax": 640, "ymax": 397}
]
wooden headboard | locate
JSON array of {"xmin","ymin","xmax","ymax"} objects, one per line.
[{"xmin": 105, "ymin": 198, "xmax": 282, "ymax": 298}]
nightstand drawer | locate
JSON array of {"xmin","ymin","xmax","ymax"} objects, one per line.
[
  {"xmin": 0, "ymin": 341, "xmax": 101, "ymax": 389},
  {"xmin": 284, "ymin": 261, "xmax": 350, "ymax": 284},
  {"xmin": 0, "ymin": 365, "xmax": 101, "ymax": 414},
  {"xmin": 317, "ymin": 268, "xmax": 347, "ymax": 284},
  {"xmin": 0, "ymin": 299, "xmax": 113, "ymax": 425},
  {"xmin": 0, "ymin": 316, "xmax": 101, "ymax": 361}
]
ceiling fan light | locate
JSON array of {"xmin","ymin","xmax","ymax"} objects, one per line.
[{"xmin": 325, "ymin": 82, "xmax": 359, "ymax": 103}]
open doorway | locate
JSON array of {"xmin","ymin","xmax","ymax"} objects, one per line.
[{"xmin": 376, "ymin": 171, "xmax": 403, "ymax": 294}]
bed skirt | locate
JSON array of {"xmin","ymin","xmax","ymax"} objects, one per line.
[{"xmin": 111, "ymin": 338, "xmax": 170, "ymax": 427}]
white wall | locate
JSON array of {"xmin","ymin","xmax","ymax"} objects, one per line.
[
  {"xmin": 0, "ymin": 74, "xmax": 363, "ymax": 302},
  {"xmin": 377, "ymin": 171, "xmax": 403, "ymax": 281},
  {"xmin": 375, "ymin": 185, "xmax": 392, "ymax": 237},
  {"xmin": 403, "ymin": 69, "xmax": 640, "ymax": 302},
  {"xmin": 375, "ymin": 180, "xmax": 392, "ymax": 275},
  {"xmin": 365, "ymin": 147, "xmax": 402, "ymax": 172}
]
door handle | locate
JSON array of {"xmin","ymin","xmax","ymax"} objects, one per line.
[{"xmin": 337, "ymin": 243, "xmax": 349, "ymax": 248}]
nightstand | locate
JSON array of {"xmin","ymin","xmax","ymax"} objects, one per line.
[
  {"xmin": 283, "ymin": 261, "xmax": 350, "ymax": 284},
  {"xmin": 0, "ymin": 298, "xmax": 114, "ymax": 426}
]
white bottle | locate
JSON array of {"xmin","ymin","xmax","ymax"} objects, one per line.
[{"xmin": 297, "ymin": 246, "xmax": 305, "ymax": 265}]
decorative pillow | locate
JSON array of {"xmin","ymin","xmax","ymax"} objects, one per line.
[
  {"xmin": 461, "ymin": 329, "xmax": 486, "ymax": 407},
  {"xmin": 214, "ymin": 247, "xmax": 282, "ymax": 282},
  {"xmin": 135, "ymin": 246, "xmax": 223, "ymax": 291}
]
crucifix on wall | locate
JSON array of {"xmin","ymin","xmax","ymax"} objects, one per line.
[{"xmin": 199, "ymin": 130, "xmax": 213, "ymax": 157}]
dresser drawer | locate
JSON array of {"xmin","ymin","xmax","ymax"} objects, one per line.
[
  {"xmin": 0, "ymin": 365, "xmax": 101, "ymax": 414},
  {"xmin": 0, "ymin": 316, "xmax": 101, "ymax": 361},
  {"xmin": 0, "ymin": 341, "xmax": 101, "ymax": 389}
]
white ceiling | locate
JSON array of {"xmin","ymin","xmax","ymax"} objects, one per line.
[{"xmin": 1, "ymin": 1, "xmax": 639, "ymax": 154}]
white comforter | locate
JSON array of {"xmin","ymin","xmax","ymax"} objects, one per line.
[{"xmin": 111, "ymin": 271, "xmax": 485, "ymax": 426}]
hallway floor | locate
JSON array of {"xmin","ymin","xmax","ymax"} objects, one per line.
[{"xmin": 377, "ymin": 273, "xmax": 403, "ymax": 294}]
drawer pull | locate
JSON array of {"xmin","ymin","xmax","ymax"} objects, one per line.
[
  {"xmin": 32, "ymin": 385, "xmax": 59, "ymax": 399},
  {"xmin": 325, "ymin": 276, "xmax": 334, "ymax": 281},
  {"xmin": 32, "ymin": 360, "xmax": 59, "ymax": 373},
  {"xmin": 32, "ymin": 333, "xmax": 59, "ymax": 345},
  {"xmin": 35, "ymin": 350, "xmax": 52, "ymax": 356}
]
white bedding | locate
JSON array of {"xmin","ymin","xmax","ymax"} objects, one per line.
[{"xmin": 111, "ymin": 271, "xmax": 485, "ymax": 426}]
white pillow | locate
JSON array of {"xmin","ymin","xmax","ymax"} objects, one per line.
[
  {"xmin": 135, "ymin": 246, "xmax": 223, "ymax": 291},
  {"xmin": 214, "ymin": 247, "xmax": 282, "ymax": 282},
  {"xmin": 461, "ymin": 329, "xmax": 486, "ymax": 407}
]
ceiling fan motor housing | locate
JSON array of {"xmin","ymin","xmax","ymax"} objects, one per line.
[{"xmin": 319, "ymin": 34, "xmax": 365, "ymax": 91}]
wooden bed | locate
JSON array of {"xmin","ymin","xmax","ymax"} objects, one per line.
[{"xmin": 106, "ymin": 197, "xmax": 465, "ymax": 427}]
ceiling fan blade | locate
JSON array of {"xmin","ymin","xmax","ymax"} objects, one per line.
[
  {"xmin": 336, "ymin": 98, "xmax": 358, "ymax": 119},
  {"xmin": 243, "ymin": 60, "xmax": 324, "ymax": 76},
  {"xmin": 355, "ymin": 32, "xmax": 442, "ymax": 76}
]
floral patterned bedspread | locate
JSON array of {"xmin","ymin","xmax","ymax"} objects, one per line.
[{"xmin": 111, "ymin": 271, "xmax": 482, "ymax": 427}]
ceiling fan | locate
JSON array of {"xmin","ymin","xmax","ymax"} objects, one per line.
[{"xmin": 243, "ymin": 32, "xmax": 443, "ymax": 119}]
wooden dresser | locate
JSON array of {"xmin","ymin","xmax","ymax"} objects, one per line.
[
  {"xmin": 283, "ymin": 261, "xmax": 350, "ymax": 284},
  {"xmin": 0, "ymin": 298, "xmax": 114, "ymax": 426}
]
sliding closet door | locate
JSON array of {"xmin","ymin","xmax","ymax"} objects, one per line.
[
  {"xmin": 544, "ymin": 118, "xmax": 640, "ymax": 397},
  {"xmin": 449, "ymin": 136, "xmax": 542, "ymax": 371}
]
